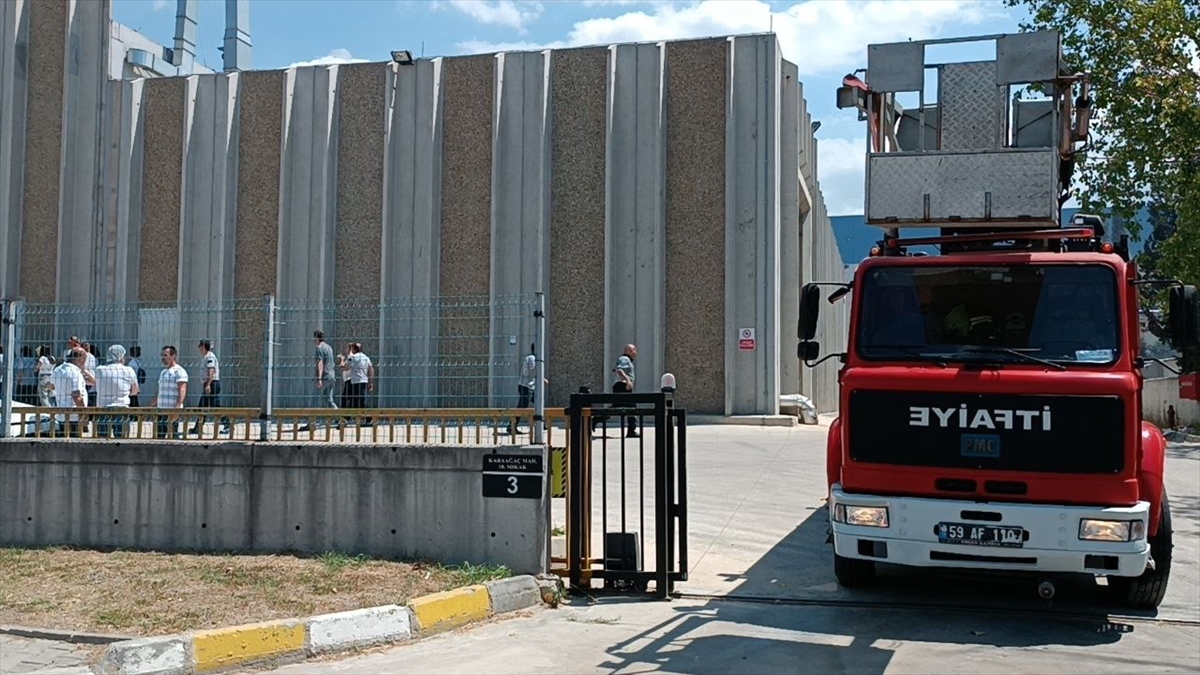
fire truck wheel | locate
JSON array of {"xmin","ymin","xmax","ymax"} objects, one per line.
[
  {"xmin": 834, "ymin": 553, "xmax": 876, "ymax": 587},
  {"xmin": 1110, "ymin": 494, "xmax": 1172, "ymax": 609}
]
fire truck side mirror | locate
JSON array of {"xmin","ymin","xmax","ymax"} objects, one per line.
[
  {"xmin": 1167, "ymin": 285, "xmax": 1200, "ymax": 350},
  {"xmin": 798, "ymin": 340, "xmax": 820, "ymax": 362},
  {"xmin": 799, "ymin": 283, "xmax": 821, "ymax": 340}
]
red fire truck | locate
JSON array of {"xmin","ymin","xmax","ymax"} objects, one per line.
[{"xmin": 799, "ymin": 31, "xmax": 1199, "ymax": 608}]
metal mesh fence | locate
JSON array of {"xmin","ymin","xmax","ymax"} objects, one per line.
[
  {"xmin": 2, "ymin": 294, "xmax": 541, "ymax": 416},
  {"xmin": 5, "ymin": 299, "xmax": 260, "ymax": 409},
  {"xmin": 271, "ymin": 294, "xmax": 539, "ymax": 409}
]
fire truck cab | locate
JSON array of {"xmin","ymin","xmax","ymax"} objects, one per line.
[{"xmin": 800, "ymin": 31, "xmax": 1200, "ymax": 608}]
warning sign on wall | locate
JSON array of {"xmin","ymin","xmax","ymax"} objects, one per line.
[{"xmin": 738, "ymin": 327, "xmax": 756, "ymax": 351}]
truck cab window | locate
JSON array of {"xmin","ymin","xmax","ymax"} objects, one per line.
[{"xmin": 857, "ymin": 265, "xmax": 1120, "ymax": 365}]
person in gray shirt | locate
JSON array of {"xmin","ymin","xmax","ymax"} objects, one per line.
[{"xmin": 301, "ymin": 330, "xmax": 338, "ymax": 432}]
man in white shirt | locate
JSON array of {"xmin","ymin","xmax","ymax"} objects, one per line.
[
  {"xmin": 344, "ymin": 343, "xmax": 375, "ymax": 425},
  {"xmin": 154, "ymin": 345, "xmax": 189, "ymax": 439},
  {"xmin": 50, "ymin": 348, "xmax": 88, "ymax": 437},
  {"xmin": 95, "ymin": 344, "xmax": 139, "ymax": 438}
]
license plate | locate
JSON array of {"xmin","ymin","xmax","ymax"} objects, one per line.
[
  {"xmin": 937, "ymin": 522, "xmax": 1025, "ymax": 548},
  {"xmin": 961, "ymin": 433, "xmax": 1000, "ymax": 458}
]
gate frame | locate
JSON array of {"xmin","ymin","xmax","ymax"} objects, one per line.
[{"xmin": 566, "ymin": 390, "xmax": 688, "ymax": 599}]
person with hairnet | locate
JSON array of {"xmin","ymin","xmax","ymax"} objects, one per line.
[{"xmin": 95, "ymin": 344, "xmax": 139, "ymax": 438}]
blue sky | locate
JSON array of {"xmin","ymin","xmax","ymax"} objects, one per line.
[{"xmin": 114, "ymin": 0, "xmax": 1026, "ymax": 216}]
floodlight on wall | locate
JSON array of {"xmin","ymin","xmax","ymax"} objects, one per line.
[
  {"xmin": 811, "ymin": 120, "xmax": 822, "ymax": 134},
  {"xmin": 391, "ymin": 50, "xmax": 414, "ymax": 65}
]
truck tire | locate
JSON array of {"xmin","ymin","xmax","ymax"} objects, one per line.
[
  {"xmin": 1110, "ymin": 494, "xmax": 1172, "ymax": 609},
  {"xmin": 834, "ymin": 553, "xmax": 876, "ymax": 587}
]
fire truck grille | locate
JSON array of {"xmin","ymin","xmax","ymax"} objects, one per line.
[{"xmin": 847, "ymin": 390, "xmax": 1126, "ymax": 474}]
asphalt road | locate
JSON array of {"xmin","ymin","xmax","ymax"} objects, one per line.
[{"xmin": 263, "ymin": 426, "xmax": 1200, "ymax": 674}]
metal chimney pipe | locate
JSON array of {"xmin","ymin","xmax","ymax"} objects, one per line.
[
  {"xmin": 223, "ymin": 0, "xmax": 252, "ymax": 71},
  {"xmin": 173, "ymin": 0, "xmax": 198, "ymax": 72}
]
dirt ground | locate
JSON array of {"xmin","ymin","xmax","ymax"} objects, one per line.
[{"xmin": 0, "ymin": 548, "xmax": 509, "ymax": 636}]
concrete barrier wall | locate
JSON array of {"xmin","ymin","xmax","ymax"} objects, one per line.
[
  {"xmin": 0, "ymin": 441, "xmax": 548, "ymax": 574},
  {"xmin": 1144, "ymin": 377, "xmax": 1200, "ymax": 429}
]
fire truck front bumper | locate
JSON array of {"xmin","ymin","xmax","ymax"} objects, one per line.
[{"xmin": 828, "ymin": 485, "xmax": 1152, "ymax": 577}]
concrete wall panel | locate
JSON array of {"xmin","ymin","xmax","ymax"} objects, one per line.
[
  {"xmin": 438, "ymin": 55, "xmax": 494, "ymax": 406},
  {"xmin": 19, "ymin": 0, "xmax": 66, "ymax": 303},
  {"xmin": 179, "ymin": 73, "xmax": 237, "ymax": 307},
  {"xmin": 278, "ymin": 65, "xmax": 338, "ymax": 305},
  {"xmin": 548, "ymin": 48, "xmax": 607, "ymax": 404},
  {"xmin": 381, "ymin": 59, "xmax": 443, "ymax": 406},
  {"xmin": 333, "ymin": 63, "xmax": 386, "ymax": 358},
  {"xmin": 664, "ymin": 39, "xmax": 726, "ymax": 414},
  {"xmin": 490, "ymin": 51, "xmax": 550, "ymax": 403},
  {"xmin": 0, "ymin": 0, "xmax": 29, "ymax": 298},
  {"xmin": 779, "ymin": 60, "xmax": 801, "ymax": 397},
  {"xmin": 232, "ymin": 70, "xmax": 285, "ymax": 409},
  {"xmin": 138, "ymin": 78, "xmax": 186, "ymax": 303},
  {"xmin": 726, "ymin": 35, "xmax": 781, "ymax": 415},
  {"xmin": 605, "ymin": 42, "xmax": 665, "ymax": 393},
  {"xmin": 99, "ymin": 78, "xmax": 145, "ymax": 306},
  {"xmin": 55, "ymin": 0, "xmax": 108, "ymax": 305}
]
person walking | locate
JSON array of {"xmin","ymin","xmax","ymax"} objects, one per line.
[
  {"xmin": 81, "ymin": 342, "xmax": 98, "ymax": 408},
  {"xmin": 299, "ymin": 330, "xmax": 338, "ymax": 432},
  {"xmin": 95, "ymin": 345, "xmax": 139, "ymax": 438},
  {"xmin": 610, "ymin": 343, "xmax": 639, "ymax": 438},
  {"xmin": 190, "ymin": 339, "xmax": 230, "ymax": 435},
  {"xmin": 127, "ymin": 346, "xmax": 145, "ymax": 407},
  {"xmin": 35, "ymin": 346, "xmax": 55, "ymax": 407},
  {"xmin": 15, "ymin": 346, "xmax": 37, "ymax": 405},
  {"xmin": 345, "ymin": 342, "xmax": 374, "ymax": 425},
  {"xmin": 506, "ymin": 343, "xmax": 545, "ymax": 436},
  {"xmin": 153, "ymin": 345, "xmax": 188, "ymax": 439}
]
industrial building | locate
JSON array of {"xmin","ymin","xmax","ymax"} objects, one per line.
[{"xmin": 0, "ymin": 0, "xmax": 847, "ymax": 416}]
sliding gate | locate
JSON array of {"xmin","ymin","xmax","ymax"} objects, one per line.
[{"xmin": 565, "ymin": 390, "xmax": 688, "ymax": 598}]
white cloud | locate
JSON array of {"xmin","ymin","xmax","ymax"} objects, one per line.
[
  {"xmin": 434, "ymin": 1, "xmax": 544, "ymax": 33},
  {"xmin": 581, "ymin": 0, "xmax": 661, "ymax": 6},
  {"xmin": 456, "ymin": 0, "xmax": 999, "ymax": 76},
  {"xmin": 152, "ymin": 0, "xmax": 170, "ymax": 10},
  {"xmin": 816, "ymin": 136, "xmax": 867, "ymax": 216},
  {"xmin": 288, "ymin": 48, "xmax": 369, "ymax": 68}
]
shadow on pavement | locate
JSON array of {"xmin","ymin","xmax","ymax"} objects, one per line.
[{"xmin": 586, "ymin": 507, "xmax": 1152, "ymax": 674}]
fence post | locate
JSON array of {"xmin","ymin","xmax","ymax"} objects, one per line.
[
  {"xmin": 260, "ymin": 294, "xmax": 276, "ymax": 441},
  {"xmin": 1, "ymin": 300, "xmax": 18, "ymax": 439},
  {"xmin": 534, "ymin": 292, "xmax": 546, "ymax": 445}
]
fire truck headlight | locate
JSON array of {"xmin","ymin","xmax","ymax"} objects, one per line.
[
  {"xmin": 1079, "ymin": 519, "xmax": 1144, "ymax": 542},
  {"xmin": 835, "ymin": 504, "xmax": 889, "ymax": 528}
]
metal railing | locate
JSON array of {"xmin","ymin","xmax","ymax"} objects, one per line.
[{"xmin": 4, "ymin": 406, "xmax": 572, "ymax": 447}]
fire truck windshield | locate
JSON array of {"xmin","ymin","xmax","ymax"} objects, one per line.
[{"xmin": 856, "ymin": 264, "xmax": 1120, "ymax": 366}]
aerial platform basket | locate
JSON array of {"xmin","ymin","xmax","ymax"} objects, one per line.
[{"xmin": 841, "ymin": 31, "xmax": 1090, "ymax": 230}]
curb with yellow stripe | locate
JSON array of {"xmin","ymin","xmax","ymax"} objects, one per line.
[{"xmin": 96, "ymin": 575, "xmax": 557, "ymax": 675}]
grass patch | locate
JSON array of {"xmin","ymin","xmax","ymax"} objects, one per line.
[
  {"xmin": 441, "ymin": 561, "xmax": 512, "ymax": 586},
  {"xmin": 0, "ymin": 547, "xmax": 504, "ymax": 636}
]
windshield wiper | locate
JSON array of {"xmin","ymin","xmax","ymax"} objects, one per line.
[
  {"xmin": 960, "ymin": 346, "xmax": 1066, "ymax": 371},
  {"xmin": 862, "ymin": 344, "xmax": 948, "ymax": 367}
]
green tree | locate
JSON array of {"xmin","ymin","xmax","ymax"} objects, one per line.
[{"xmin": 1006, "ymin": 0, "xmax": 1200, "ymax": 285}]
